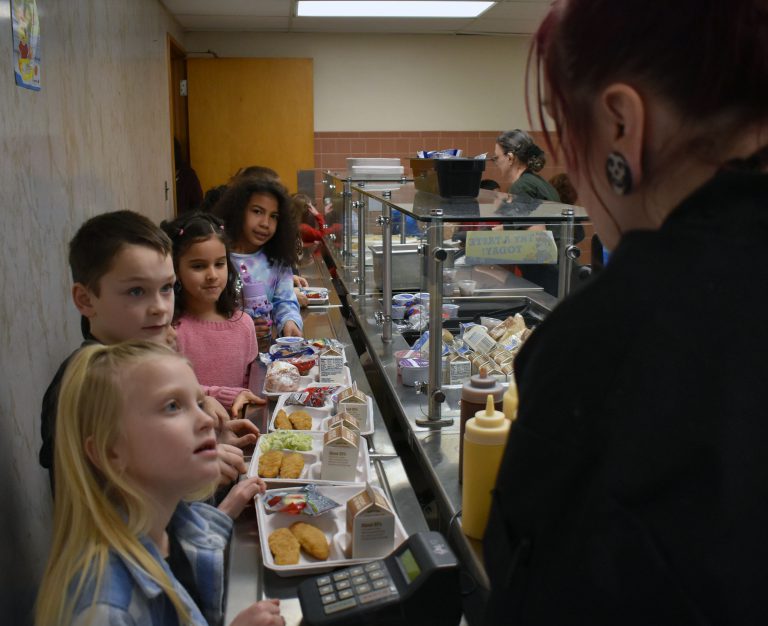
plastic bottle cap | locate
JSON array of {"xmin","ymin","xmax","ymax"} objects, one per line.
[{"xmin": 473, "ymin": 394, "xmax": 505, "ymax": 429}]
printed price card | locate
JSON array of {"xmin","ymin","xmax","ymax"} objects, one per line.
[{"xmin": 464, "ymin": 230, "xmax": 558, "ymax": 265}]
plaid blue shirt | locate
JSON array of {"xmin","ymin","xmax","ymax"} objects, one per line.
[
  {"xmin": 72, "ymin": 502, "xmax": 233, "ymax": 626},
  {"xmin": 231, "ymin": 251, "xmax": 302, "ymax": 334}
]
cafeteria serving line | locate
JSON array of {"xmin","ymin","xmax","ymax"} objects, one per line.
[
  {"xmin": 5, "ymin": 1, "xmax": 767, "ymax": 625},
  {"xmin": 214, "ymin": 159, "xmax": 592, "ymax": 624}
]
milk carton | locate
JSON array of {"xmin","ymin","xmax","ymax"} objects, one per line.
[
  {"xmin": 336, "ymin": 384, "xmax": 369, "ymax": 426},
  {"xmin": 318, "ymin": 347, "xmax": 345, "ymax": 383},
  {"xmin": 321, "ymin": 425, "xmax": 359, "ymax": 482},
  {"xmin": 446, "ymin": 353, "xmax": 471, "ymax": 385},
  {"xmin": 346, "ymin": 483, "xmax": 395, "ymax": 558},
  {"xmin": 462, "ymin": 324, "xmax": 497, "ymax": 354},
  {"xmin": 326, "ymin": 411, "xmax": 360, "ymax": 433}
]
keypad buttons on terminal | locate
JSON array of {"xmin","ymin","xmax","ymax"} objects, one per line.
[
  {"xmin": 316, "ymin": 576, "xmax": 331, "ymax": 587},
  {"xmin": 351, "ymin": 575, "xmax": 367, "ymax": 585},
  {"xmin": 318, "ymin": 584, "xmax": 334, "ymax": 595},
  {"xmin": 355, "ymin": 583, "xmax": 372, "ymax": 594},
  {"xmin": 368, "ymin": 570, "xmax": 385, "ymax": 580},
  {"xmin": 335, "ymin": 579, "xmax": 351, "ymax": 590},
  {"xmin": 359, "ymin": 588, "xmax": 393, "ymax": 605},
  {"xmin": 321, "ymin": 593, "xmax": 337, "ymax": 605},
  {"xmin": 324, "ymin": 598, "xmax": 357, "ymax": 615},
  {"xmin": 372, "ymin": 578, "xmax": 389, "ymax": 590},
  {"xmin": 349, "ymin": 566, "xmax": 365, "ymax": 576},
  {"xmin": 332, "ymin": 571, "xmax": 350, "ymax": 582},
  {"xmin": 364, "ymin": 562, "xmax": 382, "ymax": 572},
  {"xmin": 337, "ymin": 589, "xmax": 354, "ymax": 600}
]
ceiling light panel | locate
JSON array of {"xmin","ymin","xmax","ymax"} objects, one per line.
[{"xmin": 297, "ymin": 1, "xmax": 496, "ymax": 18}]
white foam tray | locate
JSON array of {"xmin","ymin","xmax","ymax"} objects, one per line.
[
  {"xmin": 256, "ymin": 484, "xmax": 407, "ymax": 577},
  {"xmin": 269, "ymin": 392, "xmax": 374, "ymax": 436},
  {"xmin": 248, "ymin": 432, "xmax": 371, "ymax": 487},
  {"xmin": 263, "ymin": 365, "xmax": 352, "ymax": 399}
]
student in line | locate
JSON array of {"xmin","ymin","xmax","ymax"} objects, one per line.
[
  {"xmin": 35, "ymin": 341, "xmax": 281, "ymax": 626},
  {"xmin": 39, "ymin": 211, "xmax": 261, "ymax": 489},
  {"xmin": 161, "ymin": 212, "xmax": 261, "ymax": 414},
  {"xmin": 214, "ymin": 177, "xmax": 303, "ymax": 337}
]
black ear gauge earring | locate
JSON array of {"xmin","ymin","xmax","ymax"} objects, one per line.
[{"xmin": 606, "ymin": 151, "xmax": 633, "ymax": 195}]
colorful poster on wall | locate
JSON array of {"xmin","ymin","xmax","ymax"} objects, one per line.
[{"xmin": 12, "ymin": 0, "xmax": 41, "ymax": 91}]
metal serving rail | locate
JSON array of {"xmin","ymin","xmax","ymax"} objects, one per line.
[
  {"xmin": 338, "ymin": 283, "xmax": 557, "ymax": 624},
  {"xmin": 224, "ymin": 249, "xmax": 429, "ymax": 626}
]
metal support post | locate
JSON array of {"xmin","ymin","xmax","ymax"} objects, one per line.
[
  {"xmin": 557, "ymin": 207, "xmax": 576, "ymax": 300},
  {"xmin": 356, "ymin": 197, "xmax": 366, "ymax": 297},
  {"xmin": 416, "ymin": 210, "xmax": 452, "ymax": 427},
  {"xmin": 380, "ymin": 192, "xmax": 393, "ymax": 343},
  {"xmin": 342, "ymin": 177, "xmax": 352, "ymax": 260}
]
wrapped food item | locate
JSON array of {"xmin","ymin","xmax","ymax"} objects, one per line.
[
  {"xmin": 285, "ymin": 385, "xmax": 342, "ymax": 408},
  {"xmin": 265, "ymin": 344, "xmax": 315, "ymax": 363},
  {"xmin": 265, "ymin": 361, "xmax": 301, "ymax": 393},
  {"xmin": 285, "ymin": 354, "xmax": 317, "ymax": 376},
  {"xmin": 308, "ymin": 338, "xmax": 344, "ymax": 353},
  {"xmin": 489, "ymin": 313, "xmax": 527, "ymax": 341},
  {"xmin": 264, "ymin": 484, "xmax": 341, "ymax": 516}
]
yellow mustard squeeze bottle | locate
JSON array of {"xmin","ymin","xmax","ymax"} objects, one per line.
[
  {"xmin": 461, "ymin": 395, "xmax": 510, "ymax": 540},
  {"xmin": 503, "ymin": 377, "xmax": 518, "ymax": 421}
]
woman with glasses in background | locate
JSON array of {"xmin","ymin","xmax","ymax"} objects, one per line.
[{"xmin": 492, "ymin": 129, "xmax": 560, "ymax": 201}]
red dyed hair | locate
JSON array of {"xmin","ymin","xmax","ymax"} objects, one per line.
[{"xmin": 530, "ymin": 0, "xmax": 768, "ymax": 180}]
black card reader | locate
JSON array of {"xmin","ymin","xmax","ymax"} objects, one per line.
[{"xmin": 297, "ymin": 531, "xmax": 461, "ymax": 626}]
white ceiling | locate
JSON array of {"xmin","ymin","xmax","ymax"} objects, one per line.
[{"xmin": 160, "ymin": 0, "xmax": 552, "ymax": 35}]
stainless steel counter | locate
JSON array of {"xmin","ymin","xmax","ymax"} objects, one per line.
[
  {"xmin": 337, "ymin": 269, "xmax": 557, "ymax": 622},
  {"xmin": 224, "ymin": 248, "xmax": 429, "ymax": 626}
]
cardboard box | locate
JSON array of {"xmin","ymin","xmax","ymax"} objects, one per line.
[
  {"xmin": 346, "ymin": 483, "xmax": 395, "ymax": 558},
  {"xmin": 326, "ymin": 411, "xmax": 360, "ymax": 433},
  {"xmin": 336, "ymin": 384, "xmax": 369, "ymax": 424},
  {"xmin": 322, "ymin": 425, "xmax": 359, "ymax": 482},
  {"xmin": 318, "ymin": 347, "xmax": 345, "ymax": 384}
]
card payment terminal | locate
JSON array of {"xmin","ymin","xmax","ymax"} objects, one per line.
[{"xmin": 297, "ymin": 531, "xmax": 461, "ymax": 626}]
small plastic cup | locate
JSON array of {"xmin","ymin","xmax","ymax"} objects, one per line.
[
  {"xmin": 392, "ymin": 304, "xmax": 406, "ymax": 320},
  {"xmin": 442, "ymin": 304, "xmax": 460, "ymax": 319},
  {"xmin": 458, "ymin": 280, "xmax": 477, "ymax": 296},
  {"xmin": 443, "ymin": 268, "xmax": 458, "ymax": 282},
  {"xmin": 443, "ymin": 282, "xmax": 456, "ymax": 296}
]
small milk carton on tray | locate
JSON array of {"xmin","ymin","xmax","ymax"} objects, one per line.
[
  {"xmin": 318, "ymin": 347, "xmax": 345, "ymax": 384},
  {"xmin": 326, "ymin": 411, "xmax": 360, "ymax": 433},
  {"xmin": 336, "ymin": 383, "xmax": 369, "ymax": 425},
  {"xmin": 345, "ymin": 482, "xmax": 395, "ymax": 558},
  {"xmin": 322, "ymin": 425, "xmax": 360, "ymax": 481}
]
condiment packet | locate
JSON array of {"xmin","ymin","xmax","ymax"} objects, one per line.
[
  {"xmin": 263, "ymin": 484, "xmax": 341, "ymax": 516},
  {"xmin": 285, "ymin": 385, "xmax": 342, "ymax": 407}
]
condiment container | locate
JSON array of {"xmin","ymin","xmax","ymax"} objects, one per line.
[
  {"xmin": 461, "ymin": 395, "xmax": 510, "ymax": 540},
  {"xmin": 459, "ymin": 367, "xmax": 504, "ymax": 482}
]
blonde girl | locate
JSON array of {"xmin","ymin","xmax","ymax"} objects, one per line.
[{"xmin": 36, "ymin": 341, "xmax": 283, "ymax": 626}]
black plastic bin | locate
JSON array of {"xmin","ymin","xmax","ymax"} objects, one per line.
[{"xmin": 434, "ymin": 158, "xmax": 486, "ymax": 198}]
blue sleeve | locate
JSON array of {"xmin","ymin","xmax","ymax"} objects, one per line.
[{"xmin": 271, "ymin": 263, "xmax": 303, "ymax": 333}]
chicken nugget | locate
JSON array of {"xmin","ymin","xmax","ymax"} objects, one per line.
[
  {"xmin": 288, "ymin": 410, "xmax": 313, "ymax": 430},
  {"xmin": 268, "ymin": 527, "xmax": 300, "ymax": 565},
  {"xmin": 279, "ymin": 452, "xmax": 305, "ymax": 479},
  {"xmin": 274, "ymin": 409, "xmax": 293, "ymax": 430},
  {"xmin": 258, "ymin": 450, "xmax": 283, "ymax": 478},
  {"xmin": 290, "ymin": 521, "xmax": 329, "ymax": 561}
]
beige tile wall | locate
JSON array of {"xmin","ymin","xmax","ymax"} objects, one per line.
[{"xmin": 0, "ymin": 1, "xmax": 182, "ymax": 620}]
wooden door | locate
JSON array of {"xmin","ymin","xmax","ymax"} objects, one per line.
[
  {"xmin": 167, "ymin": 35, "xmax": 189, "ymax": 213},
  {"xmin": 187, "ymin": 58, "xmax": 314, "ymax": 194}
]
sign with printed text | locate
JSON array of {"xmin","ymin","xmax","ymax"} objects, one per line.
[{"xmin": 464, "ymin": 230, "xmax": 558, "ymax": 265}]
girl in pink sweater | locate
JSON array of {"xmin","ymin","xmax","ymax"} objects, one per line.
[{"xmin": 161, "ymin": 212, "xmax": 261, "ymax": 414}]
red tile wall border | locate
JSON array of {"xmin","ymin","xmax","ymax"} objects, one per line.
[{"xmin": 311, "ymin": 130, "xmax": 566, "ymax": 202}]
